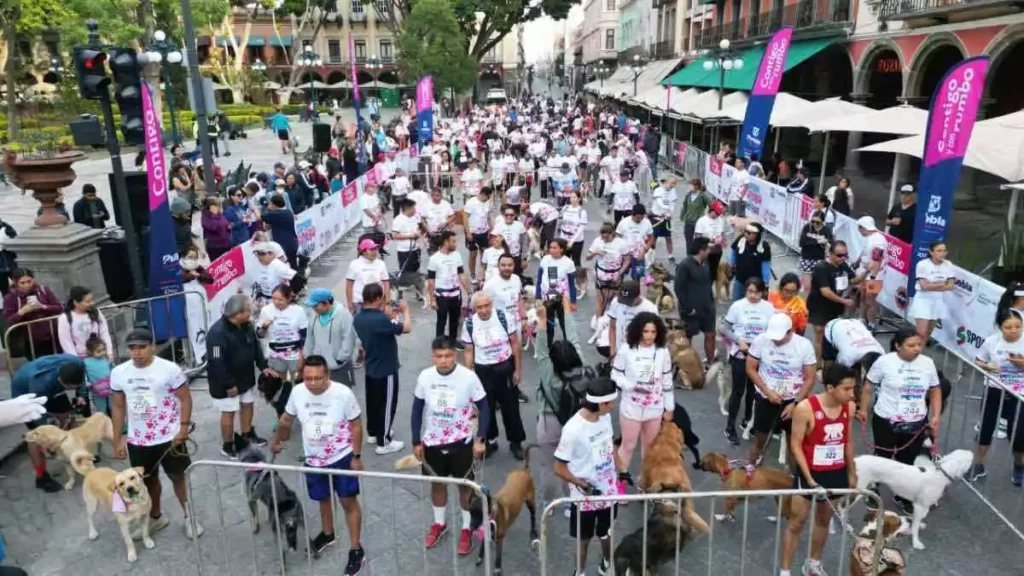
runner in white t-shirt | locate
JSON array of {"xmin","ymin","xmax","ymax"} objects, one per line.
[
  {"xmin": 492, "ymin": 208, "xmax": 528, "ymax": 275},
  {"xmin": 823, "ymin": 318, "xmax": 884, "ymax": 373},
  {"xmin": 412, "ymin": 340, "xmax": 489, "ymax": 554},
  {"xmin": 463, "ymin": 188, "xmax": 494, "ymax": 283},
  {"xmin": 605, "ymin": 279, "xmax": 658, "ymax": 357},
  {"xmin": 345, "ymin": 239, "xmax": 390, "ymax": 314},
  {"xmin": 360, "ymin": 185, "xmax": 383, "ymax": 230},
  {"xmin": 252, "ymin": 243, "xmax": 298, "ymax": 311},
  {"xmin": 971, "ymin": 311, "xmax": 1024, "ymax": 482},
  {"xmin": 587, "ymin": 223, "xmax": 630, "ymax": 318},
  {"xmin": 482, "ymin": 253, "xmax": 524, "ymax": 336},
  {"xmin": 650, "ymin": 177, "xmax": 679, "ymax": 263},
  {"xmin": 909, "ymin": 241, "xmax": 955, "ymax": 344},
  {"xmin": 609, "ymin": 172, "xmax": 639, "ymax": 224},
  {"xmin": 270, "ymin": 356, "xmax": 366, "ymax": 562},
  {"xmin": 257, "ymin": 286, "xmax": 308, "ymax": 375},
  {"xmin": 427, "ymin": 231, "xmax": 470, "ymax": 342},
  {"xmin": 856, "ymin": 216, "xmax": 888, "ymax": 330},
  {"xmin": 422, "ymin": 190, "xmax": 457, "ymax": 254},
  {"xmin": 722, "ymin": 278, "xmax": 776, "ymax": 443},
  {"xmin": 615, "ymin": 206, "xmax": 655, "ymax": 281},
  {"xmin": 480, "ymin": 232, "xmax": 507, "ymax": 282}
]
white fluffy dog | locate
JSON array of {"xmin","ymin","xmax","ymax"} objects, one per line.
[{"xmin": 852, "ymin": 449, "xmax": 973, "ymax": 550}]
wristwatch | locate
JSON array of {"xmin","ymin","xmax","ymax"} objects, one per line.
[{"xmin": 353, "ymin": 453, "xmax": 362, "ymax": 460}]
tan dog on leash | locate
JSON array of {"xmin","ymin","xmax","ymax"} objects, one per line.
[
  {"xmin": 638, "ymin": 422, "xmax": 711, "ymax": 534},
  {"xmin": 25, "ymin": 413, "xmax": 114, "ymax": 490},
  {"xmin": 698, "ymin": 453, "xmax": 794, "ymax": 521}
]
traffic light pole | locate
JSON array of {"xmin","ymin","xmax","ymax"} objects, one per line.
[
  {"xmin": 180, "ymin": 0, "xmax": 215, "ymax": 177},
  {"xmin": 98, "ymin": 91, "xmax": 146, "ymax": 299}
]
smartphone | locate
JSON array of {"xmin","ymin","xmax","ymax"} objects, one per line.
[{"xmin": 26, "ymin": 295, "xmax": 38, "ymax": 306}]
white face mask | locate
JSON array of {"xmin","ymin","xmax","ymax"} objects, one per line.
[{"xmin": 181, "ymin": 258, "xmax": 200, "ymax": 271}]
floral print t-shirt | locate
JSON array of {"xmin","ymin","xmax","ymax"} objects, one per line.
[
  {"xmin": 285, "ymin": 381, "xmax": 362, "ymax": 467},
  {"xmin": 414, "ymin": 365, "xmax": 486, "ymax": 447},
  {"xmin": 110, "ymin": 357, "xmax": 186, "ymax": 447}
]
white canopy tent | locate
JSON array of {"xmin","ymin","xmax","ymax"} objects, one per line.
[
  {"xmin": 595, "ymin": 67, "xmax": 635, "ymax": 96},
  {"xmin": 710, "ymin": 92, "xmax": 812, "ymax": 123},
  {"xmin": 673, "ymin": 89, "xmax": 721, "ymax": 117},
  {"xmin": 689, "ymin": 91, "xmax": 749, "ymax": 119},
  {"xmin": 624, "ymin": 59, "xmax": 681, "ymax": 102}
]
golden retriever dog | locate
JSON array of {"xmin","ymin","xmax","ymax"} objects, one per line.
[
  {"xmin": 698, "ymin": 453, "xmax": 794, "ymax": 521},
  {"xmin": 81, "ymin": 464, "xmax": 155, "ymax": 563},
  {"xmin": 714, "ymin": 261, "xmax": 732, "ymax": 303},
  {"xmin": 647, "ymin": 263, "xmax": 677, "ymax": 315},
  {"xmin": 666, "ymin": 330, "xmax": 706, "ymax": 390},
  {"xmin": 25, "ymin": 413, "xmax": 114, "ymax": 490},
  {"xmin": 637, "ymin": 422, "xmax": 710, "ymax": 534}
]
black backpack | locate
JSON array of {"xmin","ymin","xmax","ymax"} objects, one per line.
[{"xmin": 540, "ymin": 365, "xmax": 597, "ymax": 426}]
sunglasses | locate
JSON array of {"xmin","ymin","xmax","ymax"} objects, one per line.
[
  {"xmin": 504, "ymin": 213, "xmax": 516, "ymax": 218},
  {"xmin": 834, "ymin": 252, "xmax": 849, "ymax": 258}
]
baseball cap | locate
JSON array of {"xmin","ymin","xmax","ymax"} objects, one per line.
[
  {"xmin": 900, "ymin": 183, "xmax": 916, "ymax": 194},
  {"xmin": 618, "ymin": 278, "xmax": 640, "ymax": 304},
  {"xmin": 305, "ymin": 288, "xmax": 334, "ymax": 307},
  {"xmin": 358, "ymin": 238, "xmax": 379, "ymax": 251},
  {"xmin": 125, "ymin": 328, "xmax": 154, "ymax": 347},
  {"xmin": 710, "ymin": 201, "xmax": 726, "ymax": 215},
  {"xmin": 764, "ymin": 313, "xmax": 793, "ymax": 341},
  {"xmin": 857, "ymin": 215, "xmax": 878, "ymax": 231},
  {"xmin": 170, "ymin": 197, "xmax": 191, "ymax": 216}
]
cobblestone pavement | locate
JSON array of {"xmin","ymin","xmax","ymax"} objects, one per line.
[{"xmin": 1, "ymin": 115, "xmax": 1022, "ymax": 575}]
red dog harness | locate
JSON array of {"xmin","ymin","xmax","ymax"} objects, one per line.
[{"xmin": 721, "ymin": 459, "xmax": 757, "ymax": 485}]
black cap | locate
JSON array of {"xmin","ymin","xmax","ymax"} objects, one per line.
[
  {"xmin": 618, "ymin": 278, "xmax": 640, "ymax": 304},
  {"xmin": 125, "ymin": 328, "xmax": 154, "ymax": 347}
]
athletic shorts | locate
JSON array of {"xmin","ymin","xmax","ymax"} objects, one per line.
[
  {"xmin": 305, "ymin": 454, "xmax": 360, "ymax": 501},
  {"xmin": 569, "ymin": 241, "xmax": 584, "ymax": 267},
  {"xmin": 821, "ymin": 337, "xmax": 838, "ymax": 363},
  {"xmin": 277, "ymin": 129, "xmax": 289, "ymax": 142},
  {"xmin": 683, "ymin": 312, "xmax": 715, "ymax": 338},
  {"xmin": 753, "ymin": 397, "xmax": 795, "ymax": 435},
  {"xmin": 569, "ymin": 505, "xmax": 616, "ymax": 540},
  {"xmin": 423, "ymin": 441, "xmax": 475, "ymax": 480},
  {"xmin": 25, "ymin": 393, "xmax": 73, "ymax": 429},
  {"xmin": 212, "ymin": 388, "xmax": 257, "ymax": 413},
  {"xmin": 794, "ymin": 468, "xmax": 849, "ymax": 500},
  {"xmin": 627, "ymin": 256, "xmax": 646, "ymax": 280},
  {"xmin": 467, "ymin": 233, "xmax": 489, "ymax": 252},
  {"xmin": 128, "ymin": 440, "xmax": 191, "ymax": 478},
  {"xmin": 651, "ymin": 218, "xmax": 672, "ymax": 238}
]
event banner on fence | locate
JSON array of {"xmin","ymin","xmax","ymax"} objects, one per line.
[
  {"xmin": 910, "ymin": 56, "xmax": 989, "ymax": 296},
  {"xmin": 693, "ymin": 149, "xmax": 1003, "ymax": 360},
  {"xmin": 737, "ymin": 27, "xmax": 792, "ymax": 161}
]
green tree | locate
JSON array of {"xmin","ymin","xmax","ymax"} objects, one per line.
[
  {"xmin": 395, "ymin": 0, "xmax": 477, "ymax": 95},
  {"xmin": 376, "ymin": 0, "xmax": 576, "ymax": 61}
]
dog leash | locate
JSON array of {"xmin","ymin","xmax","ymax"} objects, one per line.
[
  {"xmin": 858, "ymin": 420, "xmax": 933, "ymax": 457},
  {"xmin": 143, "ymin": 422, "xmax": 198, "ymax": 479}
]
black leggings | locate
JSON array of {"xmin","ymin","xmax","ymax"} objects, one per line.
[
  {"xmin": 871, "ymin": 414, "xmax": 927, "ymax": 466},
  {"xmin": 978, "ymin": 386, "xmax": 1024, "ymax": 452},
  {"xmin": 478, "ymin": 360, "xmax": 526, "ymax": 444},
  {"xmin": 727, "ymin": 356, "xmax": 754, "ymax": 427},
  {"xmin": 545, "ymin": 299, "xmax": 567, "ymax": 343},
  {"xmin": 435, "ymin": 294, "xmax": 462, "ymax": 339},
  {"xmin": 708, "ymin": 248, "xmax": 723, "ymax": 282}
]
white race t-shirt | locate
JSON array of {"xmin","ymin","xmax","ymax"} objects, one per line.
[
  {"xmin": 361, "ymin": 193, "xmax": 382, "ymax": 228},
  {"xmin": 422, "ymin": 200, "xmax": 455, "ymax": 233},
  {"xmin": 483, "ymin": 274, "xmax": 523, "ymax": 333},
  {"xmin": 538, "ymin": 254, "xmax": 576, "ymax": 298},
  {"xmin": 464, "ymin": 196, "xmax": 492, "ymax": 234},
  {"xmin": 345, "ymin": 257, "xmax": 389, "ymax": 305},
  {"xmin": 285, "ymin": 381, "xmax": 361, "ymax": 467},
  {"xmin": 599, "ymin": 156, "xmax": 622, "ymax": 182},
  {"xmin": 589, "ymin": 237, "xmax": 629, "ymax": 282},
  {"xmin": 723, "ymin": 299, "xmax": 776, "ymax": 357},
  {"xmin": 977, "ymin": 334, "xmax": 1024, "ymax": 394},
  {"xmin": 616, "ymin": 217, "xmax": 653, "ymax": 258},
  {"xmin": 493, "ymin": 220, "xmax": 526, "ymax": 257},
  {"xmin": 559, "ymin": 205, "xmax": 588, "ymax": 243},
  {"xmin": 612, "ymin": 344, "xmax": 674, "ymax": 421},
  {"xmin": 866, "ymin": 352, "xmax": 939, "ymax": 423},
  {"xmin": 607, "ymin": 298, "xmax": 659, "ymax": 349},
  {"xmin": 824, "ymin": 319, "xmax": 884, "ymax": 368},
  {"xmin": 529, "ymin": 202, "xmax": 559, "ymax": 224},
  {"xmin": 651, "ymin": 186, "xmax": 677, "ymax": 219},
  {"xmin": 749, "ymin": 333, "xmax": 817, "ymax": 400},
  {"xmin": 554, "ymin": 412, "xmax": 616, "ymax": 511},
  {"xmin": 391, "ymin": 213, "xmax": 420, "ymax": 253},
  {"xmin": 414, "ymin": 365, "xmax": 487, "ymax": 447},
  {"xmin": 258, "ymin": 304, "xmax": 308, "ymax": 361},
  {"xmin": 428, "ymin": 250, "xmax": 464, "ymax": 293},
  {"xmin": 694, "ymin": 215, "xmax": 729, "ymax": 246},
  {"xmin": 460, "ymin": 312, "xmax": 514, "ymax": 365},
  {"xmin": 409, "ymin": 190, "xmax": 431, "ymax": 216},
  {"xmin": 859, "ymin": 232, "xmax": 888, "ymax": 275},
  {"xmin": 461, "ymin": 168, "xmax": 484, "ymax": 194},
  {"xmin": 610, "ymin": 180, "xmax": 639, "ymax": 211},
  {"xmin": 391, "ymin": 175, "xmax": 411, "ymax": 198},
  {"xmin": 914, "ymin": 259, "xmax": 955, "ymax": 302},
  {"xmin": 110, "ymin": 357, "xmax": 186, "ymax": 447},
  {"xmin": 728, "ymin": 169, "xmax": 749, "ymax": 202},
  {"xmin": 255, "ymin": 259, "xmax": 297, "ymax": 297}
]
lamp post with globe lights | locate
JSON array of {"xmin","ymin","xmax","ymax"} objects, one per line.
[
  {"xmin": 300, "ymin": 45, "xmax": 323, "ymax": 121},
  {"xmin": 629, "ymin": 54, "xmax": 646, "ymax": 96},
  {"xmin": 597, "ymin": 65, "xmax": 609, "ymax": 88},
  {"xmin": 702, "ymin": 38, "xmax": 744, "ymax": 111},
  {"xmin": 143, "ymin": 29, "xmax": 186, "ymax": 145},
  {"xmin": 365, "ymin": 55, "xmax": 382, "ymax": 114}
]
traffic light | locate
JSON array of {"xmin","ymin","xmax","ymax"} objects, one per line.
[
  {"xmin": 72, "ymin": 47, "xmax": 109, "ymax": 100},
  {"xmin": 109, "ymin": 48, "xmax": 144, "ymax": 146}
]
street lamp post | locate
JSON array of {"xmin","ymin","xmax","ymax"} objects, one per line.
[
  {"xmin": 597, "ymin": 65, "xmax": 609, "ymax": 88},
  {"xmin": 143, "ymin": 29, "xmax": 186, "ymax": 145},
  {"xmin": 701, "ymin": 38, "xmax": 744, "ymax": 111},
  {"xmin": 300, "ymin": 45, "xmax": 323, "ymax": 121},
  {"xmin": 630, "ymin": 54, "xmax": 646, "ymax": 97},
  {"xmin": 366, "ymin": 55, "xmax": 381, "ymax": 113}
]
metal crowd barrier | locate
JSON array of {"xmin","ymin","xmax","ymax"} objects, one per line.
[
  {"xmin": 184, "ymin": 459, "xmax": 492, "ymax": 576},
  {"xmin": 540, "ymin": 488, "xmax": 886, "ymax": 576},
  {"xmin": 4, "ymin": 290, "xmax": 209, "ymax": 377}
]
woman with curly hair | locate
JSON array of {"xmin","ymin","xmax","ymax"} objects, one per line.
[{"xmin": 611, "ymin": 311, "xmax": 674, "ymax": 470}]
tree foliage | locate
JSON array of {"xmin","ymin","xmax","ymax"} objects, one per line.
[
  {"xmin": 395, "ymin": 0, "xmax": 477, "ymax": 94},
  {"xmin": 376, "ymin": 0, "xmax": 576, "ymax": 61}
]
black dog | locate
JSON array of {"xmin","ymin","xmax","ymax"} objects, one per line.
[
  {"xmin": 672, "ymin": 402, "xmax": 702, "ymax": 469},
  {"xmin": 614, "ymin": 501, "xmax": 691, "ymax": 576},
  {"xmin": 239, "ymin": 446, "xmax": 309, "ymax": 554},
  {"xmin": 257, "ymin": 373, "xmax": 293, "ymax": 419}
]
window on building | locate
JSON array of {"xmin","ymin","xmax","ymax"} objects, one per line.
[
  {"xmin": 380, "ymin": 39, "xmax": 394, "ymax": 62},
  {"xmin": 605, "ymin": 29, "xmax": 615, "ymax": 50},
  {"xmin": 376, "ymin": 0, "xmax": 389, "ymax": 13},
  {"xmin": 328, "ymin": 39, "xmax": 342, "ymax": 63},
  {"xmin": 354, "ymin": 39, "xmax": 367, "ymax": 60},
  {"xmin": 352, "ymin": 0, "xmax": 364, "ymax": 13},
  {"xmin": 606, "ymin": 0, "xmax": 615, "ymax": 10}
]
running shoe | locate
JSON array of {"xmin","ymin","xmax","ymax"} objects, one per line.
[
  {"xmin": 425, "ymin": 523, "xmax": 448, "ymax": 548},
  {"xmin": 311, "ymin": 531, "xmax": 337, "ymax": 555},
  {"xmin": 457, "ymin": 528, "xmax": 473, "ymax": 555},
  {"xmin": 344, "ymin": 547, "xmax": 366, "ymax": 576}
]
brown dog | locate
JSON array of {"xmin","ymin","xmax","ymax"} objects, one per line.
[
  {"xmin": 698, "ymin": 452, "xmax": 794, "ymax": 521},
  {"xmin": 850, "ymin": 510, "xmax": 910, "ymax": 576},
  {"xmin": 637, "ymin": 422, "xmax": 710, "ymax": 534},
  {"xmin": 647, "ymin": 264, "xmax": 677, "ymax": 315},
  {"xmin": 666, "ymin": 330, "xmax": 705, "ymax": 390},
  {"xmin": 25, "ymin": 413, "xmax": 114, "ymax": 490},
  {"xmin": 472, "ymin": 443, "xmax": 538, "ymax": 574}
]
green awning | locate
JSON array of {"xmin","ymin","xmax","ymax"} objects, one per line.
[
  {"xmin": 663, "ymin": 36, "xmax": 837, "ymax": 91},
  {"xmin": 269, "ymin": 35, "xmax": 293, "ymax": 47},
  {"xmin": 247, "ymin": 36, "xmax": 266, "ymax": 47}
]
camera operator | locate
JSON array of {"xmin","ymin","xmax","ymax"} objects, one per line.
[{"xmin": 536, "ymin": 238, "xmax": 577, "ymax": 343}]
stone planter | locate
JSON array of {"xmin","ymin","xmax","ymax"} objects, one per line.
[{"xmin": 3, "ymin": 150, "xmax": 85, "ymax": 227}]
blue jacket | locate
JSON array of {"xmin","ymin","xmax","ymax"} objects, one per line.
[
  {"xmin": 224, "ymin": 203, "xmax": 250, "ymax": 246},
  {"xmin": 269, "ymin": 113, "xmax": 290, "ymax": 133},
  {"xmin": 352, "ymin": 308, "xmax": 403, "ymax": 378},
  {"xmin": 261, "ymin": 208, "xmax": 298, "ymax": 259},
  {"xmin": 11, "ymin": 354, "xmax": 85, "ymax": 400}
]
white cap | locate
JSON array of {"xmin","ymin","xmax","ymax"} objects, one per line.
[
  {"xmin": 298, "ymin": 160, "xmax": 311, "ymax": 169},
  {"xmin": 765, "ymin": 313, "xmax": 793, "ymax": 341},
  {"xmin": 857, "ymin": 216, "xmax": 877, "ymax": 231}
]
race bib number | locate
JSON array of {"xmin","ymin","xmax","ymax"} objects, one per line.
[
  {"xmin": 433, "ymin": 390, "xmax": 458, "ymax": 423},
  {"xmin": 834, "ymin": 275, "xmax": 849, "ymax": 291},
  {"xmin": 307, "ymin": 418, "xmax": 336, "ymax": 446},
  {"xmin": 897, "ymin": 392, "xmax": 925, "ymax": 421},
  {"xmin": 812, "ymin": 445, "xmax": 844, "ymax": 467},
  {"xmin": 129, "ymin": 390, "xmax": 156, "ymax": 418},
  {"xmin": 635, "ymin": 357, "xmax": 656, "ymax": 384}
]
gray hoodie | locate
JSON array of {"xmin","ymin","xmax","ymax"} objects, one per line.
[{"xmin": 303, "ymin": 304, "xmax": 356, "ymax": 370}]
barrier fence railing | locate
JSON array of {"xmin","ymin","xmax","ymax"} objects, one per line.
[
  {"xmin": 4, "ymin": 290, "xmax": 209, "ymax": 378},
  {"xmin": 540, "ymin": 489, "xmax": 887, "ymax": 576},
  {"xmin": 184, "ymin": 459, "xmax": 492, "ymax": 576}
]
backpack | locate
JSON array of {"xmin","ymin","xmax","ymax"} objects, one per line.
[
  {"xmin": 464, "ymin": 310, "xmax": 509, "ymax": 342},
  {"xmin": 540, "ymin": 365, "xmax": 597, "ymax": 426}
]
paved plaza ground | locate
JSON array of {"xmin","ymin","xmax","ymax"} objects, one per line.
[{"xmin": 0, "ymin": 103, "xmax": 1022, "ymax": 575}]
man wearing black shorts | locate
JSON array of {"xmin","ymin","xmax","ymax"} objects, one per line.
[
  {"xmin": 412, "ymin": 337, "xmax": 490, "ymax": 555},
  {"xmin": 746, "ymin": 314, "xmax": 817, "ymax": 465},
  {"xmin": 783, "ymin": 364, "xmax": 857, "ymax": 576},
  {"xmin": 674, "ymin": 237, "xmax": 717, "ymax": 367},
  {"xmin": 807, "ymin": 241, "xmax": 863, "ymax": 364},
  {"xmin": 111, "ymin": 329, "xmax": 202, "ymax": 539}
]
